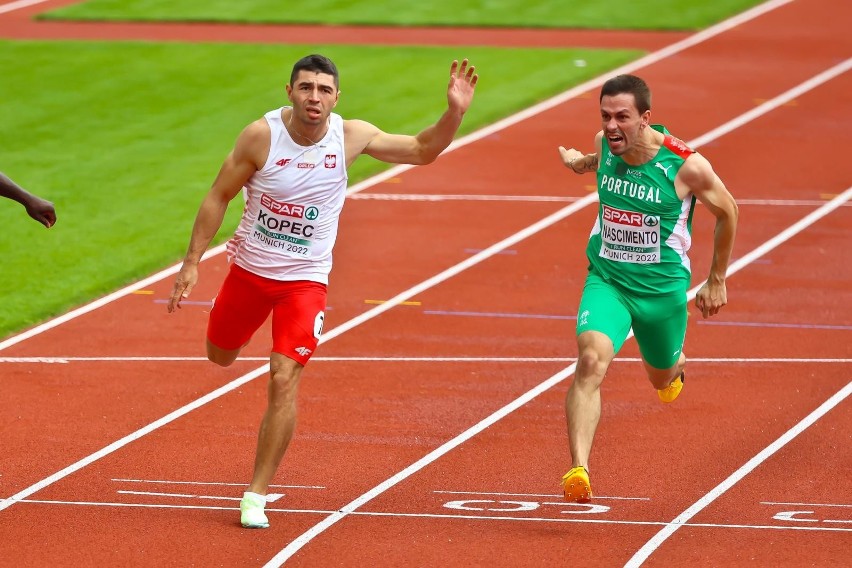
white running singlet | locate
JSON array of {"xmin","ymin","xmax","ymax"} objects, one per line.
[{"xmin": 227, "ymin": 107, "xmax": 348, "ymax": 284}]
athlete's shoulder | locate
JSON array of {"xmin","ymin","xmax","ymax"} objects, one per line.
[
  {"xmin": 237, "ymin": 118, "xmax": 272, "ymax": 148},
  {"xmin": 662, "ymin": 135, "xmax": 694, "ymax": 159},
  {"xmin": 343, "ymin": 118, "xmax": 379, "ymax": 136},
  {"xmin": 233, "ymin": 117, "xmax": 273, "ymax": 168},
  {"xmin": 676, "ymin": 152, "xmax": 717, "ymax": 191},
  {"xmin": 650, "ymin": 124, "xmax": 693, "ymax": 158}
]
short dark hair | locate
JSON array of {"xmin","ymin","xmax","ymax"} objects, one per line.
[
  {"xmin": 600, "ymin": 74, "xmax": 651, "ymax": 114},
  {"xmin": 290, "ymin": 54, "xmax": 339, "ymax": 88}
]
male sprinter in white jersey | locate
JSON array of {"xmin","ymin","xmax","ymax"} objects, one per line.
[
  {"xmin": 167, "ymin": 54, "xmax": 477, "ymax": 528},
  {"xmin": 556, "ymin": 74, "xmax": 738, "ymax": 503}
]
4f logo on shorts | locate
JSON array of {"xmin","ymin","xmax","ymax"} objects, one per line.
[{"xmin": 295, "ymin": 347, "xmax": 312, "ymax": 357}]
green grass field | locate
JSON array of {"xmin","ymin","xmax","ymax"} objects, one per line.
[
  {"xmin": 41, "ymin": 0, "xmax": 764, "ymax": 30},
  {"xmin": 0, "ymin": 41, "xmax": 640, "ymax": 338}
]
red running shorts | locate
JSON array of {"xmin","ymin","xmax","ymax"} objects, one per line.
[{"xmin": 207, "ymin": 264, "xmax": 327, "ymax": 366}]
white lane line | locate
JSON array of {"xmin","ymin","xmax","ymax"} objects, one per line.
[
  {"xmin": 2, "ymin": 356, "xmax": 851, "ymax": 364},
  {"xmin": 115, "ymin": 490, "xmax": 285, "ymax": 502},
  {"xmin": 0, "ymin": 0, "xmax": 48, "ymax": 15},
  {"xmin": 111, "ymin": 478, "xmax": 324, "ymax": 489},
  {"xmin": 343, "ymin": 0, "xmax": 795, "ymax": 196},
  {"xmin": 0, "ymin": 363, "xmax": 270, "ymax": 511},
  {"xmin": 625, "ymin": 380, "xmax": 852, "ymax": 567},
  {"xmin": 15, "ymin": 499, "xmax": 852, "ymax": 533},
  {"xmin": 762, "ymin": 501, "xmax": 852, "ymax": 508},
  {"xmin": 349, "ymin": 193, "xmax": 582, "ymax": 202},
  {"xmin": 264, "ymin": 94, "xmax": 852, "ymax": 568},
  {"xmin": 0, "ymin": 195, "xmax": 598, "ymax": 514},
  {"xmin": 348, "ymin": 194, "xmax": 852, "ymax": 207},
  {"xmin": 433, "ymin": 490, "xmax": 650, "ymax": 500},
  {"xmin": 689, "ymin": 58, "xmax": 852, "ymax": 149}
]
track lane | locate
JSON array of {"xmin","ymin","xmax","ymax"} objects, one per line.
[{"xmin": 2, "ymin": 0, "xmax": 851, "ymax": 565}]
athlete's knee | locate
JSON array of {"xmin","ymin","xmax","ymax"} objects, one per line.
[
  {"xmin": 206, "ymin": 341, "xmax": 239, "ymax": 367},
  {"xmin": 575, "ymin": 349, "xmax": 610, "ymax": 387},
  {"xmin": 268, "ymin": 356, "xmax": 303, "ymax": 401}
]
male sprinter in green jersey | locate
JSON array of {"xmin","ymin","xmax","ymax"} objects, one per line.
[{"xmin": 556, "ymin": 74, "xmax": 738, "ymax": 502}]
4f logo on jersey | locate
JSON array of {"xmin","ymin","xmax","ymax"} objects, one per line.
[
  {"xmin": 275, "ymin": 158, "xmax": 292, "ymax": 167},
  {"xmin": 324, "ymin": 154, "xmax": 337, "ymax": 169}
]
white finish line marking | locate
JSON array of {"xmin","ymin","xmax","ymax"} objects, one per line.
[
  {"xmin": 15, "ymin": 499, "xmax": 852, "ymax": 533},
  {"xmin": 2, "ymin": 356, "xmax": 850, "ymax": 364}
]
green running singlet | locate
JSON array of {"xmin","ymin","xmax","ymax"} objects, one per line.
[
  {"xmin": 577, "ymin": 125, "xmax": 696, "ymax": 369},
  {"xmin": 586, "ymin": 124, "xmax": 696, "ymax": 296}
]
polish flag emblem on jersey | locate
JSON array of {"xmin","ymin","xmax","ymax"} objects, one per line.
[{"xmin": 324, "ymin": 154, "xmax": 337, "ymax": 168}]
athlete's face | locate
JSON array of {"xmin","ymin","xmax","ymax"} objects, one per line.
[
  {"xmin": 286, "ymin": 70, "xmax": 339, "ymax": 125},
  {"xmin": 600, "ymin": 93, "xmax": 650, "ymax": 156}
]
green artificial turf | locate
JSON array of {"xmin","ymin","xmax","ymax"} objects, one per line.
[{"xmin": 40, "ymin": 0, "xmax": 766, "ymax": 30}]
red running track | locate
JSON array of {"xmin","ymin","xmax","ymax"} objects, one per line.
[{"xmin": 0, "ymin": 0, "xmax": 850, "ymax": 566}]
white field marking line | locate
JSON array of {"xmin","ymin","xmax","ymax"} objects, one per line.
[
  {"xmin": 0, "ymin": 246, "xmax": 223, "ymax": 352},
  {"xmin": 14, "ymin": 499, "xmax": 852, "ymax": 533},
  {"xmin": 265, "ymin": 126, "xmax": 852, "ymax": 567},
  {"xmin": 349, "ymin": 193, "xmax": 580, "ymax": 202},
  {"xmin": 111, "ymin": 478, "xmax": 325, "ymax": 489},
  {"xmin": 763, "ymin": 501, "xmax": 852, "ymax": 508},
  {"xmin": 0, "ymin": 0, "xmax": 821, "ymax": 522},
  {"xmin": 348, "ymin": 194, "xmax": 852, "ymax": 207},
  {"xmin": 343, "ymin": 0, "xmax": 794, "ymax": 197},
  {"xmin": 625, "ymin": 380, "xmax": 852, "ymax": 567},
  {"xmin": 0, "ymin": 0, "xmax": 48, "ymax": 15},
  {"xmin": 0, "ymin": 0, "xmax": 794, "ymax": 353},
  {"xmin": 689, "ymin": 58, "xmax": 852, "ymax": 149},
  {"xmin": 0, "ymin": 362, "xmax": 270, "ymax": 512},
  {"xmin": 433, "ymin": 490, "xmax": 650, "ymax": 501},
  {"xmin": 0, "ymin": 197, "xmax": 598, "ymax": 514},
  {"xmin": 4, "ymin": 356, "xmax": 851, "ymax": 364},
  {"xmin": 116, "ymin": 490, "xmax": 285, "ymax": 502}
]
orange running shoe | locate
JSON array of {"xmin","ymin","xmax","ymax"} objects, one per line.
[
  {"xmin": 561, "ymin": 466, "xmax": 592, "ymax": 503},
  {"xmin": 658, "ymin": 371, "xmax": 685, "ymax": 403}
]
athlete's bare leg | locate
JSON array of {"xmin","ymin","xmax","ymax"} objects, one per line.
[
  {"xmin": 247, "ymin": 351, "xmax": 303, "ymax": 495},
  {"xmin": 565, "ymin": 331, "xmax": 615, "ymax": 470},
  {"xmin": 206, "ymin": 339, "xmax": 243, "ymax": 367}
]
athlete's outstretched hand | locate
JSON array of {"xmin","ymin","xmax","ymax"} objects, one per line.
[
  {"xmin": 447, "ymin": 59, "xmax": 478, "ymax": 115},
  {"xmin": 168, "ymin": 263, "xmax": 199, "ymax": 313}
]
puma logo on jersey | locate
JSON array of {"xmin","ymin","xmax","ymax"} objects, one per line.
[{"xmin": 655, "ymin": 162, "xmax": 672, "ymax": 178}]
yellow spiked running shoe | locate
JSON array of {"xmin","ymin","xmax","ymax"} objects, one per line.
[
  {"xmin": 562, "ymin": 466, "xmax": 592, "ymax": 503},
  {"xmin": 658, "ymin": 371, "xmax": 685, "ymax": 403}
]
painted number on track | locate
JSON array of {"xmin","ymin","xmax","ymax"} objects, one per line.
[{"xmin": 443, "ymin": 499, "xmax": 610, "ymax": 515}]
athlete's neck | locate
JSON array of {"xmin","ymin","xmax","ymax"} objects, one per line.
[
  {"xmin": 286, "ymin": 110, "xmax": 328, "ymax": 147},
  {"xmin": 621, "ymin": 127, "xmax": 664, "ymax": 166}
]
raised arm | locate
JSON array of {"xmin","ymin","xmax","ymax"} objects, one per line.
[
  {"xmin": 167, "ymin": 120, "xmax": 268, "ymax": 312},
  {"xmin": 0, "ymin": 171, "xmax": 56, "ymax": 228},
  {"xmin": 344, "ymin": 59, "xmax": 478, "ymax": 166},
  {"xmin": 678, "ymin": 153, "xmax": 739, "ymax": 318},
  {"xmin": 557, "ymin": 131, "xmax": 603, "ymax": 174}
]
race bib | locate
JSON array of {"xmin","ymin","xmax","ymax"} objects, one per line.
[{"xmin": 598, "ymin": 204, "xmax": 660, "ymax": 264}]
